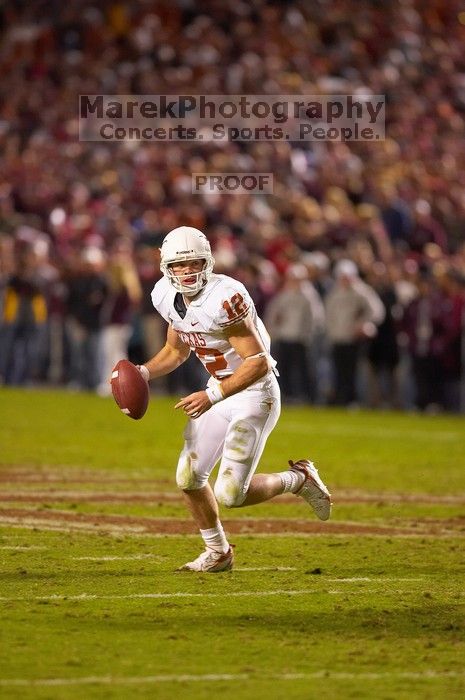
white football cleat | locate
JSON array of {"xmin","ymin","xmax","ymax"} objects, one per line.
[
  {"xmin": 289, "ymin": 459, "xmax": 332, "ymax": 521},
  {"xmin": 177, "ymin": 547, "xmax": 234, "ymax": 573}
]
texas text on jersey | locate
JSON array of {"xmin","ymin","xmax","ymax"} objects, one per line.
[{"xmin": 151, "ymin": 273, "xmax": 274, "ymax": 381}]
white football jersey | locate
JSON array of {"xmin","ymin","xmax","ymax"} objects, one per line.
[{"xmin": 151, "ymin": 274, "xmax": 273, "ymax": 380}]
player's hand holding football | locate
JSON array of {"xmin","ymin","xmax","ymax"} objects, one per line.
[{"xmin": 175, "ymin": 391, "xmax": 212, "ymax": 419}]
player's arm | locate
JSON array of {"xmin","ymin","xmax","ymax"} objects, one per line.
[
  {"xmin": 218, "ymin": 316, "xmax": 269, "ymax": 397},
  {"xmin": 175, "ymin": 315, "xmax": 269, "ymax": 418},
  {"xmin": 142, "ymin": 324, "xmax": 191, "ymax": 380}
]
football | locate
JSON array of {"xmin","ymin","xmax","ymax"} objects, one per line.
[{"xmin": 110, "ymin": 359, "xmax": 149, "ymax": 420}]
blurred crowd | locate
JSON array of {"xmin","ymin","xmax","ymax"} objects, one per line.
[{"xmin": 1, "ymin": 0, "xmax": 465, "ymax": 411}]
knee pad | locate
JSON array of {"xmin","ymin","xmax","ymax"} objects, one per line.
[
  {"xmin": 215, "ymin": 420, "xmax": 259, "ymax": 507},
  {"xmin": 223, "ymin": 419, "xmax": 257, "ymax": 464},
  {"xmin": 214, "ymin": 468, "xmax": 247, "ymax": 508},
  {"xmin": 176, "ymin": 450, "xmax": 208, "ymax": 490}
]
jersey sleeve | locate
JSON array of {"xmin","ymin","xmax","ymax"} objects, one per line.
[
  {"xmin": 150, "ymin": 278, "xmax": 171, "ymax": 323},
  {"xmin": 209, "ymin": 280, "xmax": 254, "ymax": 331}
]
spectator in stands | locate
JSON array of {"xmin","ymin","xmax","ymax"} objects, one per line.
[
  {"xmin": 97, "ymin": 239, "xmax": 142, "ymax": 395},
  {"xmin": 300, "ymin": 255, "xmax": 327, "ymax": 403},
  {"xmin": 376, "ymin": 184, "xmax": 413, "ymax": 250},
  {"xmin": 402, "ymin": 268, "xmax": 444, "ymax": 411},
  {"xmin": 64, "ymin": 247, "xmax": 108, "ymax": 391},
  {"xmin": 0, "ymin": 243, "xmax": 47, "ymax": 385},
  {"xmin": 436, "ymin": 268, "xmax": 465, "ymax": 412},
  {"xmin": 325, "ymin": 260, "xmax": 385, "ymax": 406},
  {"xmin": 265, "ymin": 264, "xmax": 315, "ymax": 403},
  {"xmin": 410, "ymin": 201, "xmax": 448, "ymax": 257},
  {"xmin": 302, "ymin": 253, "xmax": 332, "ymax": 300},
  {"xmin": 134, "ymin": 244, "xmax": 169, "ymax": 392},
  {"xmin": 0, "ymin": 1, "xmax": 465, "ymax": 411},
  {"xmin": 365, "ymin": 262, "xmax": 401, "ymax": 408}
]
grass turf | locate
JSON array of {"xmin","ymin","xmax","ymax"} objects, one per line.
[
  {"xmin": 0, "ymin": 387, "xmax": 464, "ymax": 699},
  {"xmin": 1, "ymin": 387, "xmax": 464, "ymax": 493}
]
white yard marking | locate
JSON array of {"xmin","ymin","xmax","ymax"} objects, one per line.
[
  {"xmin": 72, "ymin": 555, "xmax": 157, "ymax": 561},
  {"xmin": 0, "ymin": 590, "xmax": 326, "ymax": 602},
  {"xmin": 0, "ymin": 588, "xmax": 426, "ymax": 603},
  {"xmin": 0, "ymin": 670, "xmax": 463, "ymax": 687},
  {"xmin": 0, "ymin": 517, "xmax": 148, "ymax": 535},
  {"xmin": 325, "ymin": 577, "xmax": 425, "ymax": 582},
  {"xmin": 0, "ymin": 545, "xmax": 48, "ymax": 550},
  {"xmin": 235, "ymin": 567, "xmax": 297, "ymax": 571},
  {"xmin": 73, "ymin": 563, "xmax": 296, "ymax": 570},
  {"xmin": 0, "ymin": 520, "xmax": 200, "ymax": 536}
]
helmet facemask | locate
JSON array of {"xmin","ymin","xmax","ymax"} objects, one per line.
[
  {"xmin": 160, "ymin": 226, "xmax": 215, "ymax": 297},
  {"xmin": 162, "ymin": 256, "xmax": 214, "ymax": 297}
]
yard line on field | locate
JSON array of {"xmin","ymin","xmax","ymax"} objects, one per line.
[
  {"xmin": 67, "ymin": 568, "xmax": 424, "ymax": 581},
  {"xmin": 282, "ymin": 422, "xmax": 460, "ymax": 441},
  {"xmin": 282, "ymin": 671, "xmax": 465, "ymax": 680},
  {"xmin": 325, "ymin": 577, "xmax": 425, "ymax": 582},
  {"xmin": 0, "ymin": 545, "xmax": 48, "ymax": 550},
  {"xmin": 71, "ymin": 555, "xmax": 157, "ymax": 561},
  {"xmin": 0, "ymin": 521, "xmax": 200, "ymax": 536},
  {"xmin": 0, "ymin": 516, "xmax": 149, "ymax": 534},
  {"xmin": 1, "ymin": 670, "xmax": 464, "ymax": 687},
  {"xmin": 72, "ymin": 558, "xmax": 295, "ymax": 568},
  {"xmin": 0, "ymin": 589, "xmax": 426, "ymax": 603},
  {"xmin": 235, "ymin": 567, "xmax": 297, "ymax": 571},
  {"xmin": 0, "ymin": 675, "xmax": 248, "ymax": 687}
]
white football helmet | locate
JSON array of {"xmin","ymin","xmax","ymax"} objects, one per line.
[{"xmin": 160, "ymin": 226, "xmax": 215, "ymax": 297}]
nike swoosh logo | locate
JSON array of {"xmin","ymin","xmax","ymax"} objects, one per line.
[{"xmin": 191, "ymin": 321, "xmax": 199, "ymax": 327}]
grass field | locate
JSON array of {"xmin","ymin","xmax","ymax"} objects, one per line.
[{"xmin": 0, "ymin": 387, "xmax": 464, "ymax": 699}]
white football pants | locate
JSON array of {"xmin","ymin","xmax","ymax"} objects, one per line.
[{"xmin": 176, "ymin": 373, "xmax": 281, "ymax": 507}]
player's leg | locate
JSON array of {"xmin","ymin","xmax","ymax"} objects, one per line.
[
  {"xmin": 215, "ymin": 414, "xmax": 297, "ymax": 506},
  {"xmin": 244, "ymin": 459, "xmax": 332, "ymax": 521},
  {"xmin": 175, "ymin": 404, "xmax": 233, "ymax": 572},
  {"xmin": 214, "ymin": 375, "xmax": 332, "ymax": 519},
  {"xmin": 180, "ymin": 483, "xmax": 219, "ymax": 530},
  {"xmin": 213, "ymin": 375, "xmax": 282, "ymax": 506}
]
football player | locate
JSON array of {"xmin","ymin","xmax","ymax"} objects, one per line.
[{"xmin": 138, "ymin": 226, "xmax": 331, "ymax": 572}]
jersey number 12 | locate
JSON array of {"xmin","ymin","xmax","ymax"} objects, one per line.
[{"xmin": 222, "ymin": 293, "xmax": 247, "ymax": 321}]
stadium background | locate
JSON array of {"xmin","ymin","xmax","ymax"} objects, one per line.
[
  {"xmin": 1, "ymin": 3, "xmax": 465, "ymax": 698},
  {"xmin": 1, "ymin": 0, "xmax": 465, "ymax": 411}
]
